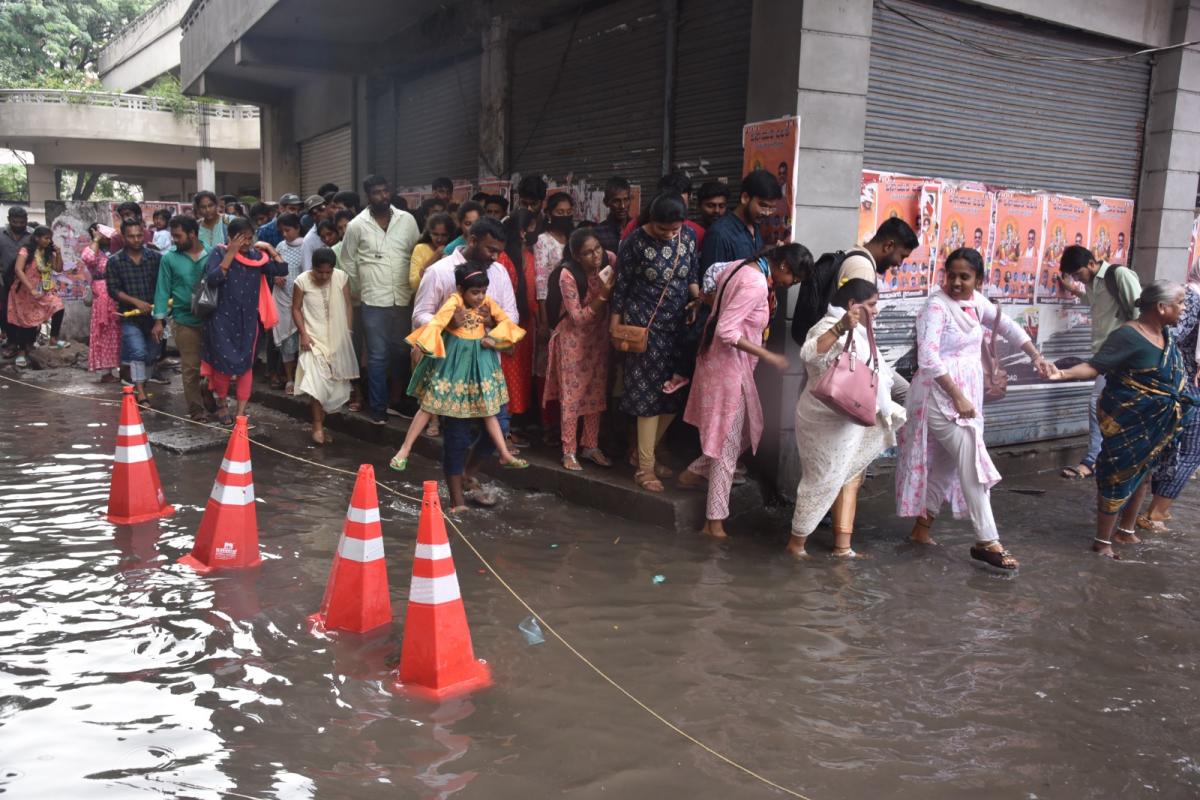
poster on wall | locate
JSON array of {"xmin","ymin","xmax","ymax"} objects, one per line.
[
  {"xmin": 1189, "ymin": 212, "xmax": 1200, "ymax": 283},
  {"xmin": 935, "ymin": 182, "xmax": 993, "ymax": 289},
  {"xmin": 1037, "ymin": 194, "xmax": 1089, "ymax": 304},
  {"xmin": 874, "ymin": 173, "xmax": 933, "ymax": 297},
  {"xmin": 742, "ymin": 116, "xmax": 800, "ymax": 244},
  {"xmin": 1089, "ymin": 196, "xmax": 1133, "ymax": 265},
  {"xmin": 858, "ymin": 171, "xmax": 880, "ymax": 246},
  {"xmin": 990, "ymin": 191, "xmax": 1044, "ymax": 301}
]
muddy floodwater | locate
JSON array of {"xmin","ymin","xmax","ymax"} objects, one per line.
[{"xmin": 1, "ymin": 377, "xmax": 1199, "ymax": 799}]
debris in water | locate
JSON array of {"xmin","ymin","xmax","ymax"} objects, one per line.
[{"xmin": 518, "ymin": 616, "xmax": 545, "ymax": 645}]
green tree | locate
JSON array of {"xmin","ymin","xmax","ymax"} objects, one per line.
[
  {"xmin": 0, "ymin": 0, "xmax": 155, "ymax": 88},
  {"xmin": 0, "ymin": 164, "xmax": 28, "ymax": 201},
  {"xmin": 57, "ymin": 169, "xmax": 140, "ymax": 201}
]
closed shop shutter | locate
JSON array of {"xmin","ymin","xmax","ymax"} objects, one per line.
[
  {"xmin": 392, "ymin": 56, "xmax": 482, "ymax": 186},
  {"xmin": 510, "ymin": 0, "xmax": 665, "ymax": 192},
  {"xmin": 299, "ymin": 125, "xmax": 353, "ymax": 198},
  {"xmin": 672, "ymin": 0, "xmax": 751, "ymax": 187},
  {"xmin": 865, "ymin": 0, "xmax": 1150, "ymax": 198},
  {"xmin": 367, "ymin": 77, "xmax": 397, "ymax": 186},
  {"xmin": 863, "ymin": 0, "xmax": 1152, "ymax": 447}
]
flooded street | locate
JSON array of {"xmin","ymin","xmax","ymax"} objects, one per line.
[{"xmin": 2, "ymin": 375, "xmax": 1199, "ymax": 800}]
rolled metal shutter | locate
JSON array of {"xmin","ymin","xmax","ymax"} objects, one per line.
[
  {"xmin": 299, "ymin": 125, "xmax": 352, "ymax": 198},
  {"xmin": 865, "ymin": 0, "xmax": 1150, "ymax": 197},
  {"xmin": 393, "ymin": 56, "xmax": 482, "ymax": 186},
  {"xmin": 672, "ymin": 0, "xmax": 751, "ymax": 187},
  {"xmin": 367, "ymin": 77, "xmax": 397, "ymax": 186},
  {"xmin": 510, "ymin": 0, "xmax": 665, "ymax": 191}
]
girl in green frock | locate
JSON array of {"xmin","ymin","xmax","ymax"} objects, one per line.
[{"xmin": 389, "ymin": 263, "xmax": 529, "ymax": 471}]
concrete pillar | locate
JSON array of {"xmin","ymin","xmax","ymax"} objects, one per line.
[
  {"xmin": 26, "ymin": 163, "xmax": 58, "ymax": 206},
  {"xmin": 1133, "ymin": 0, "xmax": 1200, "ymax": 283},
  {"xmin": 260, "ymin": 104, "xmax": 301, "ymax": 200},
  {"xmin": 196, "ymin": 157, "xmax": 216, "ymax": 192},
  {"xmin": 747, "ymin": 0, "xmax": 875, "ymax": 493},
  {"xmin": 479, "ymin": 16, "xmax": 509, "ymax": 179}
]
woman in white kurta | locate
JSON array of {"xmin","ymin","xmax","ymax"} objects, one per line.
[
  {"xmin": 292, "ymin": 249, "xmax": 358, "ymax": 445},
  {"xmin": 789, "ymin": 278, "xmax": 907, "ymax": 558},
  {"xmin": 895, "ymin": 248, "xmax": 1049, "ymax": 573}
]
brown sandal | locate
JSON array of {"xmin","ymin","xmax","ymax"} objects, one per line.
[
  {"xmin": 634, "ymin": 469, "xmax": 664, "ymax": 493},
  {"xmin": 970, "ymin": 543, "xmax": 1019, "ymax": 574}
]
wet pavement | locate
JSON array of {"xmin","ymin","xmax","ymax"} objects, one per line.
[{"xmin": 1, "ymin": 371, "xmax": 1199, "ymax": 799}]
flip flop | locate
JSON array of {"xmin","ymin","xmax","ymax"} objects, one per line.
[
  {"xmin": 14, "ymin": 355, "xmax": 27, "ymax": 367},
  {"xmin": 501, "ymin": 458, "xmax": 530, "ymax": 469},
  {"xmin": 388, "ymin": 455, "xmax": 408, "ymax": 472},
  {"xmin": 1061, "ymin": 464, "xmax": 1093, "ymax": 480},
  {"xmin": 661, "ymin": 376, "xmax": 690, "ymax": 395}
]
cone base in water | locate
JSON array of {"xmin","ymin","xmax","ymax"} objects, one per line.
[
  {"xmin": 106, "ymin": 505, "xmax": 175, "ymax": 526},
  {"xmin": 306, "ymin": 611, "xmax": 391, "ymax": 636},
  {"xmin": 390, "ymin": 659, "xmax": 492, "ymax": 702},
  {"xmin": 178, "ymin": 552, "xmax": 262, "ymax": 575}
]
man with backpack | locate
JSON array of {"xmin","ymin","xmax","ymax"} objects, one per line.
[
  {"xmin": 791, "ymin": 217, "xmax": 919, "ymax": 346},
  {"xmin": 1056, "ymin": 244, "xmax": 1141, "ymax": 479}
]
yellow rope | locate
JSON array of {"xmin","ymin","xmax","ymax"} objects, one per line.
[{"xmin": 2, "ymin": 374, "xmax": 813, "ymax": 800}]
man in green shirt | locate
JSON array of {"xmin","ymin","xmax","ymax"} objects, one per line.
[
  {"xmin": 152, "ymin": 215, "xmax": 210, "ymax": 421},
  {"xmin": 1058, "ymin": 243, "xmax": 1142, "ymax": 479}
]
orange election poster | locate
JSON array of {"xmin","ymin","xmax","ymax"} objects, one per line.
[
  {"xmin": 991, "ymin": 191, "xmax": 1044, "ymax": 301},
  {"xmin": 875, "ymin": 174, "xmax": 934, "ymax": 297},
  {"xmin": 742, "ymin": 116, "xmax": 799, "ymax": 244},
  {"xmin": 1038, "ymin": 195, "xmax": 1089, "ymax": 304},
  {"xmin": 1089, "ymin": 196, "xmax": 1133, "ymax": 265},
  {"xmin": 858, "ymin": 171, "xmax": 879, "ymax": 246},
  {"xmin": 934, "ymin": 183, "xmax": 993, "ymax": 290}
]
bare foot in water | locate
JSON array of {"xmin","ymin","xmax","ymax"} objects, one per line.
[
  {"xmin": 786, "ymin": 534, "xmax": 810, "ymax": 559},
  {"xmin": 910, "ymin": 518, "xmax": 938, "ymax": 546},
  {"xmin": 1114, "ymin": 529, "xmax": 1141, "ymax": 544},
  {"xmin": 700, "ymin": 521, "xmax": 728, "ymax": 540}
]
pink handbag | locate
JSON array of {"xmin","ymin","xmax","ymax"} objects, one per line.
[{"xmin": 810, "ymin": 309, "xmax": 879, "ymax": 427}]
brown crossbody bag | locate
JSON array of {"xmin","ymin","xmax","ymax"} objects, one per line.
[{"xmin": 610, "ymin": 239, "xmax": 683, "ymax": 354}]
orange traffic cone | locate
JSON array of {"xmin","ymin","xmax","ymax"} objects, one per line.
[
  {"xmin": 178, "ymin": 416, "xmax": 261, "ymax": 574},
  {"xmin": 392, "ymin": 481, "xmax": 492, "ymax": 701},
  {"xmin": 308, "ymin": 464, "xmax": 393, "ymax": 635},
  {"xmin": 106, "ymin": 386, "xmax": 174, "ymax": 525}
]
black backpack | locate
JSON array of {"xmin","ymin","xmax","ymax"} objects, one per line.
[
  {"xmin": 1102, "ymin": 263, "xmax": 1138, "ymax": 321},
  {"xmin": 791, "ymin": 250, "xmax": 854, "ymax": 346}
]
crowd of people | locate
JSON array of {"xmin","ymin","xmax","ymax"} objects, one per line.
[{"xmin": 0, "ymin": 164, "xmax": 1195, "ymax": 570}]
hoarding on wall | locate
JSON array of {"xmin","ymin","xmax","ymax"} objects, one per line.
[
  {"xmin": 1089, "ymin": 196, "xmax": 1134, "ymax": 265},
  {"xmin": 1038, "ymin": 195, "xmax": 1089, "ymax": 304},
  {"xmin": 741, "ymin": 116, "xmax": 799, "ymax": 245},
  {"xmin": 46, "ymin": 201, "xmax": 188, "ymax": 302},
  {"xmin": 1189, "ymin": 212, "xmax": 1200, "ymax": 283},
  {"xmin": 990, "ymin": 191, "xmax": 1044, "ymax": 302},
  {"xmin": 935, "ymin": 182, "xmax": 993, "ymax": 292},
  {"xmin": 844, "ymin": 168, "xmax": 1137, "ymax": 446}
]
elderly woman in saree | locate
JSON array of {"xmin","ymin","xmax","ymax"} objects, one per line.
[
  {"xmin": 787, "ymin": 276, "xmax": 908, "ymax": 558},
  {"xmin": 678, "ymin": 244, "xmax": 805, "ymax": 538},
  {"xmin": 895, "ymin": 248, "xmax": 1050, "ymax": 574},
  {"xmin": 1047, "ymin": 280, "xmax": 1193, "ymax": 558},
  {"xmin": 1137, "ymin": 273, "xmax": 1200, "ymax": 533}
]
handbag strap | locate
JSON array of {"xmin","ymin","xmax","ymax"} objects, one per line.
[
  {"xmin": 642, "ymin": 235, "xmax": 685, "ymax": 330},
  {"xmin": 836, "ymin": 304, "xmax": 877, "ymax": 371},
  {"xmin": 986, "ymin": 297, "xmax": 1001, "ymax": 361}
]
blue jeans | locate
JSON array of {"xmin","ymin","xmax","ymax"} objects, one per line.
[
  {"xmin": 440, "ymin": 404, "xmax": 510, "ymax": 478},
  {"xmin": 1083, "ymin": 374, "xmax": 1107, "ymax": 468},
  {"xmin": 360, "ymin": 305, "xmax": 405, "ymax": 415},
  {"xmin": 120, "ymin": 321, "xmax": 153, "ymax": 383}
]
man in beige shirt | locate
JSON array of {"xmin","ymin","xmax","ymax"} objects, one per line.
[{"xmin": 340, "ymin": 174, "xmax": 420, "ymax": 425}]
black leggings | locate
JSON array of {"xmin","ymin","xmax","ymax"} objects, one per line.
[{"xmin": 10, "ymin": 309, "xmax": 64, "ymax": 349}]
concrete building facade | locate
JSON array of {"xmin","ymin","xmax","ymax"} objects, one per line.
[{"xmin": 179, "ymin": 0, "xmax": 1200, "ymax": 491}]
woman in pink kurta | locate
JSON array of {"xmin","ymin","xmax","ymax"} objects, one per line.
[
  {"xmin": 544, "ymin": 229, "xmax": 614, "ymax": 470},
  {"xmin": 533, "ymin": 193, "xmax": 575, "ymax": 432},
  {"xmin": 681, "ymin": 246, "xmax": 803, "ymax": 538},
  {"xmin": 895, "ymin": 248, "xmax": 1049, "ymax": 573},
  {"xmin": 7, "ymin": 227, "xmax": 64, "ymax": 367},
  {"xmin": 81, "ymin": 224, "xmax": 121, "ymax": 379}
]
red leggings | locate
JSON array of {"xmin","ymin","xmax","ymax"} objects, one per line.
[{"xmin": 209, "ymin": 369, "xmax": 254, "ymax": 402}]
